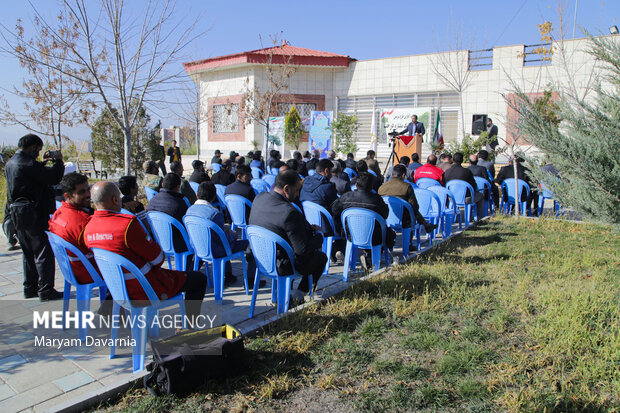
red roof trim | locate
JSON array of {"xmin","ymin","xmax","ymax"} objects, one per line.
[{"xmin": 183, "ymin": 44, "xmax": 355, "ymax": 73}]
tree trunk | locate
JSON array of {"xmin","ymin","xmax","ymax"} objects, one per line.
[
  {"xmin": 263, "ymin": 121, "xmax": 270, "ymax": 170},
  {"xmin": 195, "ymin": 93, "xmax": 200, "ymax": 160},
  {"xmin": 459, "ymin": 91, "xmax": 466, "ymax": 140},
  {"xmin": 123, "ymin": 127, "xmax": 132, "ymax": 176},
  {"xmin": 512, "ymin": 151, "xmax": 520, "ymax": 218}
]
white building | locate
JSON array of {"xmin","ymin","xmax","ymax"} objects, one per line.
[{"xmin": 184, "ymin": 36, "xmax": 610, "ymax": 161}]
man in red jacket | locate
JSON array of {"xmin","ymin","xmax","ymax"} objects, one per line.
[
  {"xmin": 413, "ymin": 154, "xmax": 444, "ymax": 185},
  {"xmin": 48, "ymin": 172, "xmax": 97, "ymax": 283},
  {"xmin": 84, "ymin": 181, "xmax": 206, "ymax": 319}
]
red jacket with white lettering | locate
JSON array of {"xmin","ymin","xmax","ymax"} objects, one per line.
[
  {"xmin": 48, "ymin": 202, "xmax": 96, "ymax": 284},
  {"xmin": 83, "ymin": 210, "xmax": 186, "ymax": 301},
  {"xmin": 414, "ymin": 163, "xmax": 444, "ymax": 185}
]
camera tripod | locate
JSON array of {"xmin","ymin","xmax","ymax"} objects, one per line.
[{"xmin": 382, "ymin": 131, "xmax": 401, "ymax": 176}]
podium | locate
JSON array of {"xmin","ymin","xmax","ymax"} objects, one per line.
[{"xmin": 393, "ymin": 135, "xmax": 423, "ymax": 165}]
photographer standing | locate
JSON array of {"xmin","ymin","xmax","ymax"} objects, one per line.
[{"xmin": 5, "ymin": 134, "xmax": 65, "ymax": 300}]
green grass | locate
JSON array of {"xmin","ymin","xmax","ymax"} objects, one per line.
[{"xmin": 97, "ymin": 216, "xmax": 620, "ymax": 412}]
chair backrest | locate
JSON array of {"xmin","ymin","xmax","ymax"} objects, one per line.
[
  {"xmin": 368, "ymin": 169, "xmax": 377, "ymax": 177},
  {"xmin": 146, "ymin": 211, "xmax": 194, "ymax": 255},
  {"xmin": 92, "ymin": 248, "xmax": 159, "ymax": 309},
  {"xmin": 427, "ymin": 186, "xmax": 458, "ymax": 214},
  {"xmin": 144, "ymin": 187, "xmax": 158, "ymax": 201},
  {"xmin": 382, "ymin": 196, "xmax": 415, "ymax": 229},
  {"xmin": 307, "ymin": 169, "xmax": 316, "ymax": 176},
  {"xmin": 270, "ymin": 167, "xmax": 279, "ymax": 176},
  {"xmin": 212, "ymin": 163, "xmax": 222, "ymax": 173},
  {"xmin": 263, "ymin": 174, "xmax": 276, "ymax": 187},
  {"xmin": 539, "ymin": 181, "xmax": 555, "ymax": 198},
  {"xmin": 302, "ymin": 201, "xmax": 337, "ymax": 234},
  {"xmin": 183, "ymin": 215, "xmax": 232, "ymax": 261},
  {"xmin": 189, "ymin": 181, "xmax": 200, "ymax": 194},
  {"xmin": 247, "ymin": 225, "xmax": 296, "ymax": 277},
  {"xmin": 251, "ymin": 178, "xmax": 270, "ymax": 194},
  {"xmin": 446, "ymin": 179, "xmax": 476, "ymax": 205},
  {"xmin": 404, "ymin": 179, "xmax": 418, "ymax": 189},
  {"xmin": 224, "ymin": 195, "xmax": 252, "ymax": 227},
  {"xmin": 183, "ymin": 197, "xmax": 191, "ymax": 207},
  {"xmin": 474, "ymin": 177, "xmax": 490, "ymax": 191},
  {"xmin": 251, "ymin": 167, "xmax": 264, "ymax": 179},
  {"xmin": 416, "ymin": 177, "xmax": 440, "ymax": 189},
  {"xmin": 45, "ymin": 231, "xmax": 104, "ymax": 287},
  {"xmin": 55, "ymin": 200, "xmax": 62, "ymax": 210},
  {"xmin": 215, "ymin": 184, "xmax": 228, "ymax": 209},
  {"xmin": 501, "ymin": 178, "xmax": 530, "ymax": 202},
  {"xmin": 343, "ymin": 167, "xmax": 357, "ymax": 180},
  {"xmin": 414, "ymin": 188, "xmax": 442, "ymax": 217},
  {"xmin": 341, "ymin": 208, "xmax": 386, "ymax": 247}
]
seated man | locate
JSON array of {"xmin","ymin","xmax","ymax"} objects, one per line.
[
  {"xmin": 290, "ymin": 153, "xmax": 308, "ymax": 177},
  {"xmin": 212, "ymin": 159, "xmax": 235, "ymax": 186},
  {"xmin": 344, "ymin": 152, "xmax": 356, "ymax": 171},
  {"xmin": 414, "ymin": 154, "xmax": 444, "ymax": 185},
  {"xmin": 444, "ymin": 152, "xmax": 484, "ymax": 219},
  {"xmin": 48, "ymin": 172, "xmax": 97, "ymax": 284},
  {"xmin": 331, "ymin": 172, "xmax": 396, "ymax": 268},
  {"xmin": 385, "ymin": 156, "xmax": 410, "ymax": 180},
  {"xmin": 477, "ymin": 150, "xmax": 499, "ymax": 208},
  {"xmin": 189, "ymin": 160, "xmax": 210, "ymax": 184},
  {"xmin": 268, "ymin": 150, "xmax": 285, "ymax": 171},
  {"xmin": 438, "ymin": 153, "xmax": 453, "ymax": 172},
  {"xmin": 496, "ymin": 156, "xmax": 538, "ymax": 214},
  {"xmin": 170, "ymin": 161, "xmax": 197, "ymax": 205},
  {"xmin": 85, "ymin": 182, "xmax": 206, "ymax": 319},
  {"xmin": 211, "ymin": 149, "xmax": 222, "ymax": 166},
  {"xmin": 352, "ymin": 160, "xmax": 381, "ymax": 192},
  {"xmin": 146, "ymin": 173, "xmax": 190, "ymax": 259},
  {"xmin": 225, "ymin": 165, "xmax": 255, "ymax": 202},
  {"xmin": 330, "ymin": 161, "xmax": 352, "ymax": 196},
  {"xmin": 249, "ymin": 151, "xmax": 264, "ymax": 172},
  {"xmin": 468, "ymin": 154, "xmax": 491, "ymax": 181},
  {"xmin": 186, "ymin": 181, "xmax": 257, "ymax": 286},
  {"xmin": 378, "ymin": 164, "xmax": 437, "ymax": 241},
  {"xmin": 300, "ymin": 159, "xmax": 338, "ymax": 209},
  {"xmin": 408, "ymin": 153, "xmax": 423, "ymax": 176},
  {"xmin": 249, "ymin": 170, "xmax": 327, "ymax": 300},
  {"xmin": 142, "ymin": 160, "xmax": 162, "ymax": 191},
  {"xmin": 305, "ymin": 149, "xmax": 321, "ymax": 171},
  {"xmin": 118, "ymin": 176, "xmax": 148, "ymax": 225}
]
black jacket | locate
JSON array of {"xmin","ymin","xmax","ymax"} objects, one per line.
[
  {"xmin": 496, "ymin": 163, "xmax": 534, "ymax": 188},
  {"xmin": 330, "ymin": 173, "xmax": 352, "ymax": 196},
  {"xmin": 468, "ymin": 164, "xmax": 490, "ymax": 181},
  {"xmin": 249, "ymin": 191, "xmax": 323, "ymax": 275},
  {"xmin": 444, "ymin": 164, "xmax": 478, "ymax": 196},
  {"xmin": 299, "ymin": 173, "xmax": 338, "ymax": 210},
  {"xmin": 344, "ymin": 158, "xmax": 357, "ymax": 171},
  {"xmin": 331, "ymin": 189, "xmax": 389, "ymax": 245},
  {"xmin": 225, "ymin": 180, "xmax": 255, "ymax": 202},
  {"xmin": 146, "ymin": 188, "xmax": 189, "ymax": 251},
  {"xmin": 189, "ymin": 170, "xmax": 210, "ymax": 184},
  {"xmin": 5, "ymin": 150, "xmax": 64, "ymax": 230},
  {"xmin": 306, "ymin": 157, "xmax": 320, "ymax": 171},
  {"xmin": 211, "ymin": 170, "xmax": 235, "ymax": 186}
]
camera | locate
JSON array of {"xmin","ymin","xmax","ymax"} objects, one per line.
[{"xmin": 46, "ymin": 150, "xmax": 61, "ymax": 160}]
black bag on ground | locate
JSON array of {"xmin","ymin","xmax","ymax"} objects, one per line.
[{"xmin": 143, "ymin": 325, "xmax": 247, "ymax": 396}]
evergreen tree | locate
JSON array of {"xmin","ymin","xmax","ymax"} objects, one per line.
[
  {"xmin": 512, "ymin": 36, "xmax": 620, "ymax": 225},
  {"xmin": 330, "ymin": 112, "xmax": 359, "ymax": 155}
]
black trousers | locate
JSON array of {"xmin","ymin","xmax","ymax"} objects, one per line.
[
  {"xmin": 158, "ymin": 160, "xmax": 167, "ymax": 176},
  {"xmin": 295, "ymin": 250, "xmax": 327, "ymax": 293},
  {"xmin": 16, "ymin": 226, "xmax": 55, "ymax": 294},
  {"xmin": 178, "ymin": 271, "xmax": 207, "ymax": 319}
]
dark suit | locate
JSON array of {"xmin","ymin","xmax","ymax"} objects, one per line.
[
  {"xmin": 189, "ymin": 170, "xmax": 210, "ymax": 184},
  {"xmin": 225, "ymin": 180, "xmax": 255, "ymax": 202},
  {"xmin": 146, "ymin": 188, "xmax": 189, "ymax": 253},
  {"xmin": 487, "ymin": 124, "xmax": 499, "ymax": 150},
  {"xmin": 468, "ymin": 164, "xmax": 490, "ymax": 181},
  {"xmin": 444, "ymin": 164, "xmax": 484, "ymax": 218},
  {"xmin": 400, "ymin": 121, "xmax": 425, "ymax": 136},
  {"xmin": 249, "ymin": 191, "xmax": 327, "ymax": 292}
]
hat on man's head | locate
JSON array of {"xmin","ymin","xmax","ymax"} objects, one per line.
[
  {"xmin": 214, "ymin": 149, "xmax": 222, "ymax": 155},
  {"xmin": 229, "ymin": 150, "xmax": 238, "ymax": 159}
]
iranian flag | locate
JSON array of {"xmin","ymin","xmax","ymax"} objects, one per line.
[{"xmin": 433, "ymin": 110, "xmax": 444, "ymax": 149}]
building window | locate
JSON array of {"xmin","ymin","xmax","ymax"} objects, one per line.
[
  {"xmin": 212, "ymin": 103, "xmax": 239, "ymax": 133},
  {"xmin": 277, "ymin": 103, "xmax": 316, "ymax": 117}
]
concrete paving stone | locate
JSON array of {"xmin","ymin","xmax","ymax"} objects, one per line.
[
  {"xmin": 0, "ymin": 357, "xmax": 81, "ymax": 393},
  {"xmin": 0, "ymin": 355, "xmax": 26, "ymax": 372},
  {"xmin": 0, "ymin": 382, "xmax": 63, "ymax": 412},
  {"xmin": 1, "ymin": 331, "xmax": 35, "ymax": 346},
  {"xmin": 53, "ymin": 371, "xmax": 95, "ymax": 392},
  {"xmin": 70, "ymin": 354, "xmax": 138, "ymax": 380},
  {"xmin": 0, "ymin": 384, "xmax": 16, "ymax": 402},
  {"xmin": 33, "ymin": 381, "xmax": 103, "ymax": 412}
]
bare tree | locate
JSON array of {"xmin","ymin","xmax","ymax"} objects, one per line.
[
  {"xmin": 241, "ymin": 34, "xmax": 297, "ymax": 161},
  {"xmin": 429, "ymin": 21, "xmax": 476, "ymax": 140},
  {"xmin": 0, "ymin": 11, "xmax": 96, "ymax": 149},
  {"xmin": 3, "ymin": 0, "xmax": 204, "ymax": 174}
]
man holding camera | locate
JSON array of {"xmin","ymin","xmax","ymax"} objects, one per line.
[{"xmin": 5, "ymin": 134, "xmax": 65, "ymax": 300}]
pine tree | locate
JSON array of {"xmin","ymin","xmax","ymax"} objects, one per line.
[{"xmin": 512, "ymin": 36, "xmax": 620, "ymax": 225}]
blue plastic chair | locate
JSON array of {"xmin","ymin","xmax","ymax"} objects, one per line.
[
  {"xmin": 270, "ymin": 167, "xmax": 279, "ymax": 175},
  {"xmin": 246, "ymin": 225, "xmax": 313, "ymax": 318},
  {"xmin": 212, "ymin": 163, "xmax": 222, "ymax": 173},
  {"xmin": 368, "ymin": 169, "xmax": 377, "ymax": 177},
  {"xmin": 404, "ymin": 179, "xmax": 418, "ymax": 189},
  {"xmin": 343, "ymin": 168, "xmax": 357, "ymax": 180},
  {"xmin": 291, "ymin": 202, "xmax": 303, "ymax": 214},
  {"xmin": 251, "ymin": 178, "xmax": 270, "ymax": 195},
  {"xmin": 251, "ymin": 167, "xmax": 264, "ymax": 179},
  {"xmin": 189, "ymin": 181, "xmax": 200, "ymax": 194},
  {"xmin": 302, "ymin": 201, "xmax": 342, "ymax": 274},
  {"xmin": 225, "ymin": 195, "xmax": 252, "ymax": 240},
  {"xmin": 214, "ymin": 184, "xmax": 228, "ymax": 212},
  {"xmin": 45, "ymin": 232, "xmax": 107, "ymax": 342},
  {"xmin": 474, "ymin": 177, "xmax": 493, "ymax": 217},
  {"xmin": 428, "ymin": 186, "xmax": 461, "ymax": 236},
  {"xmin": 538, "ymin": 181, "xmax": 560, "ymax": 217},
  {"xmin": 414, "ymin": 188, "xmax": 442, "ymax": 244},
  {"xmin": 382, "ymin": 196, "xmax": 420, "ymax": 258},
  {"xmin": 183, "ymin": 215, "xmax": 249, "ymax": 302},
  {"xmin": 341, "ymin": 208, "xmax": 390, "ymax": 282},
  {"xmin": 144, "ymin": 187, "xmax": 158, "ymax": 202},
  {"xmin": 446, "ymin": 180, "xmax": 478, "ymax": 227},
  {"xmin": 307, "ymin": 169, "xmax": 316, "ymax": 176},
  {"xmin": 416, "ymin": 178, "xmax": 441, "ymax": 189},
  {"xmin": 146, "ymin": 211, "xmax": 195, "ymax": 271},
  {"xmin": 91, "ymin": 248, "xmax": 186, "ymax": 373},
  {"xmin": 55, "ymin": 200, "xmax": 62, "ymax": 210},
  {"xmin": 262, "ymin": 174, "xmax": 276, "ymax": 188},
  {"xmin": 501, "ymin": 178, "xmax": 531, "ymax": 216}
]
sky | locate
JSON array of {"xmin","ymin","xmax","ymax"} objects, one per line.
[{"xmin": 0, "ymin": 0, "xmax": 617, "ymax": 146}]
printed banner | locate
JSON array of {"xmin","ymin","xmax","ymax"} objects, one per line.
[
  {"xmin": 267, "ymin": 116, "xmax": 285, "ymax": 154},
  {"xmin": 309, "ymin": 111, "xmax": 333, "ymax": 158},
  {"xmin": 379, "ymin": 107, "xmax": 431, "ymax": 143}
]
